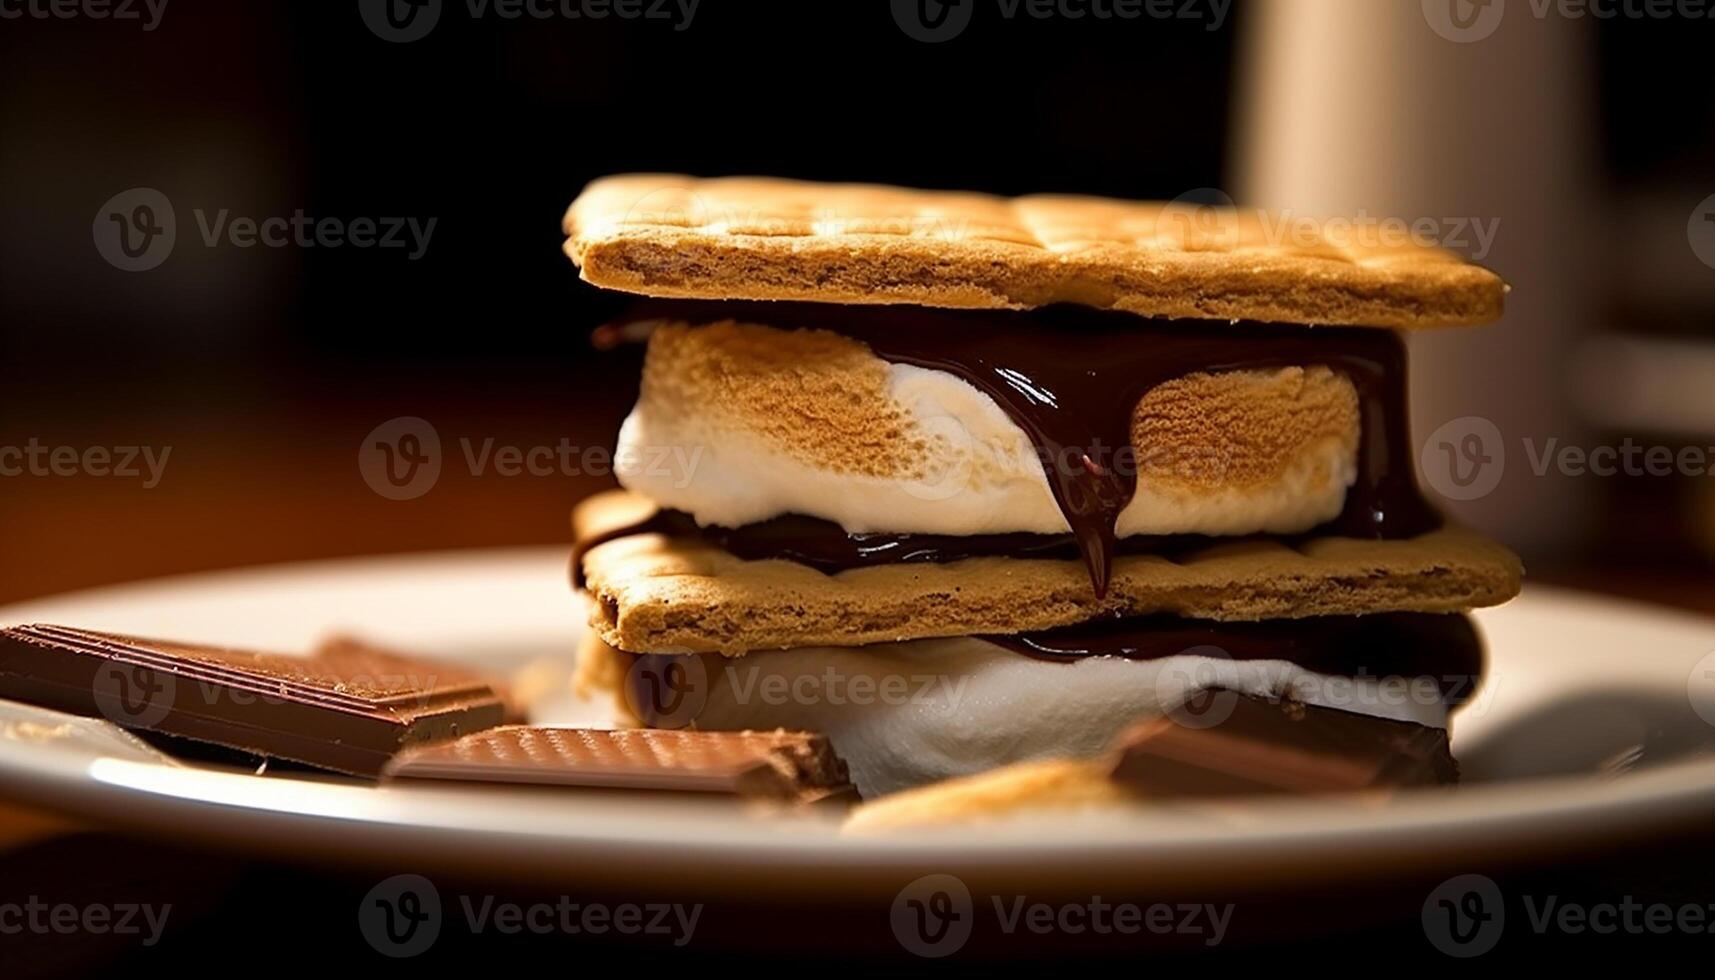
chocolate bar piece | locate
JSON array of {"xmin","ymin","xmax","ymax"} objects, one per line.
[
  {"xmin": 312, "ymin": 634, "xmax": 529, "ymax": 724},
  {"xmin": 0, "ymin": 624, "xmax": 505, "ymax": 777},
  {"xmin": 382, "ymin": 726, "xmax": 853, "ymax": 802},
  {"xmin": 1108, "ymin": 694, "xmax": 1457, "ymax": 796}
]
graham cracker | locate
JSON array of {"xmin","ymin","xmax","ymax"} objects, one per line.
[
  {"xmin": 574, "ymin": 492, "xmax": 1523, "ymax": 656},
  {"xmin": 563, "ymin": 175, "xmax": 1505, "ymax": 329}
]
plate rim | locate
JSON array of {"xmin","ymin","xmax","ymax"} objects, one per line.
[{"xmin": 2, "ymin": 548, "xmax": 1714, "ymax": 890}]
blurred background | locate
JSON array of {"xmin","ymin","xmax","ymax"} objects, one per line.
[{"xmin": 3, "ymin": 0, "xmax": 1712, "ymax": 611}]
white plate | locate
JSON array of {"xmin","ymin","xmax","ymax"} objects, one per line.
[{"xmin": 2, "ymin": 548, "xmax": 1714, "ymax": 895}]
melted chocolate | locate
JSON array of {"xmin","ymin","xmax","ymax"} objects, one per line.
[
  {"xmin": 613, "ymin": 301, "xmax": 1439, "ymax": 597},
  {"xmin": 983, "ymin": 612, "xmax": 1483, "ymax": 703},
  {"xmin": 1109, "ymin": 693, "xmax": 1460, "ymax": 794},
  {"xmin": 571, "ymin": 507, "xmax": 1221, "ymax": 589}
]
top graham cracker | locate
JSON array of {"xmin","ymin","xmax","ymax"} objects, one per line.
[{"xmin": 562, "ymin": 175, "xmax": 1506, "ymax": 329}]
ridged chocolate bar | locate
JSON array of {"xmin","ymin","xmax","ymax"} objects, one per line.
[
  {"xmin": 0, "ymin": 624, "xmax": 505, "ymax": 777},
  {"xmin": 383, "ymin": 726, "xmax": 852, "ymax": 802}
]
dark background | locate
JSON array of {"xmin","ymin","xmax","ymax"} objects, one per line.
[
  {"xmin": 3, "ymin": 0, "xmax": 1715, "ymax": 971},
  {"xmin": 3, "ymin": 1, "xmax": 1713, "ymax": 602},
  {"xmin": 6, "ymin": 1, "xmax": 1240, "ymax": 601}
]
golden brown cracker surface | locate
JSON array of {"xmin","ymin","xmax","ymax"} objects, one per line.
[{"xmin": 564, "ymin": 175, "xmax": 1505, "ymax": 328}]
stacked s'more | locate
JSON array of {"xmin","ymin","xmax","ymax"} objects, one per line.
[{"xmin": 563, "ymin": 175, "xmax": 1521, "ymax": 799}]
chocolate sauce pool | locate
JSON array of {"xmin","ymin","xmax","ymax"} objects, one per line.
[{"xmin": 599, "ymin": 301, "xmax": 1440, "ymax": 597}]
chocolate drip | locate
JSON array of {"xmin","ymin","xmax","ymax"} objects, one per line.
[
  {"xmin": 617, "ymin": 301, "xmax": 1440, "ymax": 597},
  {"xmin": 983, "ymin": 612, "xmax": 1484, "ymax": 703}
]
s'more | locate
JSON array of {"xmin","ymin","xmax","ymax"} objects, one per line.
[{"xmin": 563, "ymin": 175, "xmax": 1521, "ymax": 799}]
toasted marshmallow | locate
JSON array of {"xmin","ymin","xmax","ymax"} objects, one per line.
[
  {"xmin": 615, "ymin": 319, "xmax": 1360, "ymax": 537},
  {"xmin": 644, "ymin": 638, "xmax": 1451, "ymax": 798}
]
